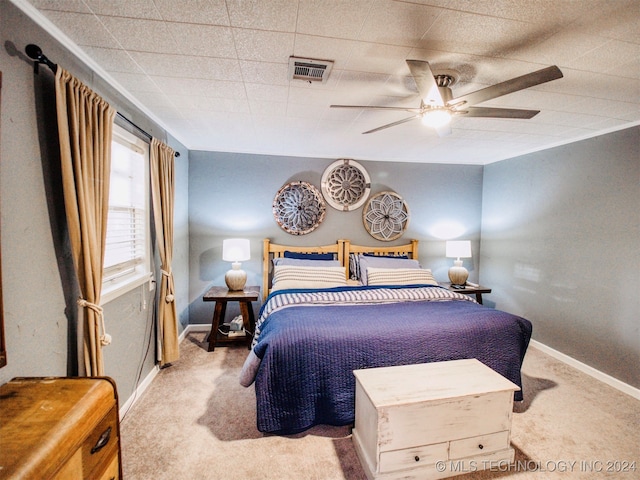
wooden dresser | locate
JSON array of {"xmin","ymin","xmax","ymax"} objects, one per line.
[
  {"xmin": 0, "ymin": 377, "xmax": 122, "ymax": 479},
  {"xmin": 352, "ymin": 359, "xmax": 520, "ymax": 480}
]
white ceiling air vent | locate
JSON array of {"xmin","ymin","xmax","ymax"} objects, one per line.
[{"xmin": 288, "ymin": 56, "xmax": 334, "ymax": 83}]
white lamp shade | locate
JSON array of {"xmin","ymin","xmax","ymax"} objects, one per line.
[
  {"xmin": 446, "ymin": 240, "xmax": 472, "ymax": 259},
  {"xmin": 222, "ymin": 239, "xmax": 250, "ymax": 262}
]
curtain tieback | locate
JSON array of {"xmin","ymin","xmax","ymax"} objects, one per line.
[
  {"xmin": 78, "ymin": 298, "xmax": 112, "ymax": 346},
  {"xmin": 161, "ymin": 269, "xmax": 175, "ymax": 303}
]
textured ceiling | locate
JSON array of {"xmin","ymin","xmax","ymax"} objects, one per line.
[{"xmin": 16, "ymin": 0, "xmax": 640, "ymax": 164}]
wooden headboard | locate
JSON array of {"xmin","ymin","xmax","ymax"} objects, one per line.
[
  {"xmin": 344, "ymin": 239, "xmax": 419, "ymax": 279},
  {"xmin": 344, "ymin": 239, "xmax": 418, "ymax": 258},
  {"xmin": 262, "ymin": 239, "xmax": 347, "ymax": 300}
]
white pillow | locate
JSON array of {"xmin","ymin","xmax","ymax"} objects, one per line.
[
  {"xmin": 358, "ymin": 255, "xmax": 420, "ymax": 285},
  {"xmin": 366, "ymin": 267, "xmax": 438, "ymax": 286},
  {"xmin": 271, "ymin": 265, "xmax": 347, "ymax": 292}
]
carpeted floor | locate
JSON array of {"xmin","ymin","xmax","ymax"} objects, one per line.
[{"xmin": 120, "ymin": 332, "xmax": 639, "ymax": 479}]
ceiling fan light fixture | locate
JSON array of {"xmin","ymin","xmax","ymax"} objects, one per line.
[{"xmin": 421, "ymin": 109, "xmax": 451, "ymax": 128}]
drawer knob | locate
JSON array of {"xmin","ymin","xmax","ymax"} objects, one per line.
[
  {"xmin": 414, "ymin": 456, "xmax": 420, "ymax": 462},
  {"xmin": 478, "ymin": 444, "xmax": 484, "ymax": 450},
  {"xmin": 91, "ymin": 426, "xmax": 112, "ymax": 454}
]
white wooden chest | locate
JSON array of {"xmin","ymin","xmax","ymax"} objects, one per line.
[{"xmin": 352, "ymin": 359, "xmax": 520, "ymax": 480}]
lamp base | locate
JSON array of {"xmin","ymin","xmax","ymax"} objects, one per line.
[
  {"xmin": 448, "ymin": 260, "xmax": 469, "ymax": 287},
  {"xmin": 225, "ymin": 265, "xmax": 247, "ymax": 291}
]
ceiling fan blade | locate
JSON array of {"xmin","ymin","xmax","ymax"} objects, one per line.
[
  {"xmin": 449, "ymin": 65, "xmax": 563, "ymax": 108},
  {"xmin": 458, "ymin": 106, "xmax": 540, "ymax": 119},
  {"xmin": 330, "ymin": 104, "xmax": 423, "ymax": 113},
  {"xmin": 406, "ymin": 60, "xmax": 444, "ymax": 107},
  {"xmin": 362, "ymin": 114, "xmax": 421, "ymax": 134}
]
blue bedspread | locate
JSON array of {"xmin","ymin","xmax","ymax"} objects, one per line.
[{"xmin": 241, "ymin": 285, "xmax": 532, "ymax": 434}]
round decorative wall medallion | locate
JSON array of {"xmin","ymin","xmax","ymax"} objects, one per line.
[
  {"xmin": 363, "ymin": 191, "xmax": 410, "ymax": 241},
  {"xmin": 273, "ymin": 181, "xmax": 326, "ymax": 235},
  {"xmin": 321, "ymin": 159, "xmax": 371, "ymax": 211}
]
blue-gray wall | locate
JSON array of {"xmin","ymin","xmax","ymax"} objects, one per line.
[
  {"xmin": 481, "ymin": 127, "xmax": 639, "ymax": 388},
  {"xmin": 0, "ymin": 0, "xmax": 190, "ymax": 401},
  {"xmin": 188, "ymin": 151, "xmax": 484, "ymax": 325},
  {"xmin": 1, "ymin": 0, "xmax": 637, "ymax": 408}
]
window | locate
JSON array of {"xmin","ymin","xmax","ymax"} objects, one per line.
[{"xmin": 102, "ymin": 124, "xmax": 151, "ymax": 304}]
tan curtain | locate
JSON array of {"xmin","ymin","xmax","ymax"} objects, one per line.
[
  {"xmin": 55, "ymin": 67, "xmax": 115, "ymax": 376},
  {"xmin": 150, "ymin": 139, "xmax": 179, "ymax": 365}
]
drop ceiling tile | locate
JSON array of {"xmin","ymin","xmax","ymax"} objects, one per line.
[
  {"xmin": 249, "ymin": 100, "xmax": 288, "ymax": 116},
  {"xmin": 152, "ymin": 76, "xmax": 246, "ymax": 99},
  {"xmin": 567, "ymin": 98, "xmax": 639, "ymax": 119},
  {"xmin": 500, "ymin": 30, "xmax": 606, "ymax": 66},
  {"xmin": 616, "ymin": 57, "xmax": 640, "ymax": 80},
  {"xmin": 147, "ymin": 105, "xmax": 185, "ymax": 121},
  {"xmin": 126, "ymin": 90, "xmax": 174, "ymax": 108},
  {"xmin": 193, "ymin": 97, "xmax": 251, "ymax": 114},
  {"xmin": 128, "ymin": 52, "xmax": 242, "ymax": 81},
  {"xmin": 97, "ymin": 16, "xmax": 181, "ymax": 54},
  {"xmin": 82, "ymin": 0, "xmax": 162, "ymax": 19},
  {"xmin": 108, "ymin": 72, "xmax": 162, "ymax": 93},
  {"xmin": 30, "ymin": 0, "xmax": 91, "ymax": 13},
  {"xmin": 153, "ymin": 0, "xmax": 230, "ymax": 25},
  {"xmin": 570, "ymin": 0, "xmax": 640, "ymax": 43},
  {"xmin": 286, "ymin": 102, "xmax": 326, "ymax": 120},
  {"xmin": 287, "ymin": 85, "xmax": 336, "ymax": 105},
  {"xmin": 239, "ymin": 60, "xmax": 289, "ymax": 86},
  {"xmin": 418, "ymin": 9, "xmax": 542, "ymax": 58},
  {"xmin": 81, "ymin": 46, "xmax": 143, "ymax": 73},
  {"xmin": 357, "ymin": 0, "xmax": 441, "ymax": 46},
  {"xmin": 292, "ymin": 35, "xmax": 358, "ymax": 70},
  {"xmin": 296, "ymin": 0, "xmax": 372, "ymax": 40},
  {"xmin": 21, "ymin": 0, "xmax": 640, "ymax": 163},
  {"xmin": 244, "ymin": 83, "xmax": 289, "ymax": 103},
  {"xmin": 444, "ymin": 0, "xmax": 591, "ymax": 25},
  {"xmin": 343, "ymin": 43, "xmax": 412, "ymax": 75},
  {"xmin": 37, "ymin": 11, "xmax": 119, "ymax": 49},
  {"xmin": 226, "ymin": 0, "xmax": 297, "ymax": 31},
  {"xmin": 165, "ymin": 23, "xmax": 236, "ymax": 58},
  {"xmin": 564, "ymin": 40, "xmax": 640, "ymax": 74},
  {"xmin": 232, "ymin": 29, "xmax": 294, "ymax": 63}
]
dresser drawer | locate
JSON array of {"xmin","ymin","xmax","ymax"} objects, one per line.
[
  {"xmin": 98, "ymin": 455, "xmax": 120, "ymax": 480},
  {"xmin": 449, "ymin": 430, "xmax": 510, "ymax": 459},
  {"xmin": 379, "ymin": 441, "xmax": 448, "ymax": 473},
  {"xmin": 82, "ymin": 406, "xmax": 119, "ymax": 478}
]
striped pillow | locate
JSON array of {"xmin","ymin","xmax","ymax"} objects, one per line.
[
  {"xmin": 366, "ymin": 267, "xmax": 438, "ymax": 286},
  {"xmin": 272, "ymin": 265, "xmax": 347, "ymax": 292}
]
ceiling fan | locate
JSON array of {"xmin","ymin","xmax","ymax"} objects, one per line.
[{"xmin": 331, "ymin": 60, "xmax": 563, "ymax": 136}]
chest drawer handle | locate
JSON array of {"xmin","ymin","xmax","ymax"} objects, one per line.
[
  {"xmin": 414, "ymin": 456, "xmax": 420, "ymax": 462},
  {"xmin": 91, "ymin": 426, "xmax": 112, "ymax": 454},
  {"xmin": 478, "ymin": 444, "xmax": 484, "ymax": 450}
]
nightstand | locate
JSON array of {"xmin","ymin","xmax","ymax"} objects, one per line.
[
  {"xmin": 440, "ymin": 282, "xmax": 491, "ymax": 304},
  {"xmin": 203, "ymin": 286, "xmax": 260, "ymax": 352}
]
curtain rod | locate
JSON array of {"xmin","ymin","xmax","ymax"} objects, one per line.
[{"xmin": 25, "ymin": 44, "xmax": 180, "ymax": 157}]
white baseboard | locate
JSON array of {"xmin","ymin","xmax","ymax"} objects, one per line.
[
  {"xmin": 529, "ymin": 340, "xmax": 640, "ymax": 401},
  {"xmin": 119, "ymin": 364, "xmax": 160, "ymax": 420},
  {"xmin": 119, "ymin": 324, "xmax": 210, "ymax": 418},
  {"xmin": 183, "ymin": 323, "xmax": 210, "ymax": 337}
]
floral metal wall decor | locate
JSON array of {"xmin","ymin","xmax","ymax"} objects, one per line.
[
  {"xmin": 362, "ymin": 191, "xmax": 410, "ymax": 241},
  {"xmin": 321, "ymin": 159, "xmax": 371, "ymax": 211},
  {"xmin": 273, "ymin": 181, "xmax": 326, "ymax": 235}
]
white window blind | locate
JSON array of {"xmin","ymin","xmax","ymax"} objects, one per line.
[{"xmin": 102, "ymin": 124, "xmax": 151, "ymax": 302}]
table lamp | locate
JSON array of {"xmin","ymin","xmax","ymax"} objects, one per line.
[
  {"xmin": 222, "ymin": 238, "xmax": 250, "ymax": 291},
  {"xmin": 446, "ymin": 240, "xmax": 471, "ymax": 288}
]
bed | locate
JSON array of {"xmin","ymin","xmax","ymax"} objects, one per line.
[{"xmin": 240, "ymin": 239, "xmax": 532, "ymax": 435}]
